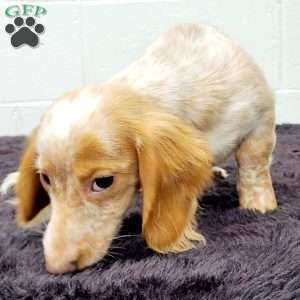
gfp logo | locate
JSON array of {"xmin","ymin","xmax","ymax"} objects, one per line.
[{"xmin": 4, "ymin": 5, "xmax": 47, "ymax": 48}]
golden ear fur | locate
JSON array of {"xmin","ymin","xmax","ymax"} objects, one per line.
[
  {"xmin": 15, "ymin": 130, "xmax": 49, "ymax": 226},
  {"xmin": 95, "ymin": 83, "xmax": 213, "ymax": 253},
  {"xmin": 135, "ymin": 112, "xmax": 213, "ymax": 253}
]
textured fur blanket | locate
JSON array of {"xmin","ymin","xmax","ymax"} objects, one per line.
[{"xmin": 0, "ymin": 124, "xmax": 299, "ymax": 300}]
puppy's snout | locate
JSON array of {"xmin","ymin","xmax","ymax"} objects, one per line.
[{"xmin": 46, "ymin": 260, "xmax": 77, "ymax": 274}]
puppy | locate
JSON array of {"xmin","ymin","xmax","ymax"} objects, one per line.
[{"xmin": 1, "ymin": 23, "xmax": 277, "ymax": 274}]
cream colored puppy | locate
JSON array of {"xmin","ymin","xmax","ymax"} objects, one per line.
[{"xmin": 1, "ymin": 24, "xmax": 277, "ymax": 274}]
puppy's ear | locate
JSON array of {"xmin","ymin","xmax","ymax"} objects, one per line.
[
  {"xmin": 15, "ymin": 130, "xmax": 49, "ymax": 226},
  {"xmin": 135, "ymin": 112, "xmax": 213, "ymax": 253}
]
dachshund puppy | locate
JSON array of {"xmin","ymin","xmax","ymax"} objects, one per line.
[{"xmin": 1, "ymin": 24, "xmax": 277, "ymax": 274}]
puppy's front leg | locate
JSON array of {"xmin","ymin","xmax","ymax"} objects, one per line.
[
  {"xmin": 0, "ymin": 172, "xmax": 19, "ymax": 195},
  {"xmin": 235, "ymin": 119, "xmax": 277, "ymax": 213}
]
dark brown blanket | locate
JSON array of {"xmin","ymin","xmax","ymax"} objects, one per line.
[{"xmin": 0, "ymin": 125, "xmax": 299, "ymax": 300}]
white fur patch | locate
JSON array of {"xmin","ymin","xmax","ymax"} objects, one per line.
[
  {"xmin": 0, "ymin": 172, "xmax": 19, "ymax": 195},
  {"xmin": 39, "ymin": 88, "xmax": 100, "ymax": 145},
  {"xmin": 212, "ymin": 166, "xmax": 229, "ymax": 178}
]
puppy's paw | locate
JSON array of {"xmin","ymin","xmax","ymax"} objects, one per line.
[
  {"xmin": 212, "ymin": 166, "xmax": 229, "ymax": 179},
  {"xmin": 0, "ymin": 171, "xmax": 19, "ymax": 195},
  {"xmin": 240, "ymin": 197, "xmax": 277, "ymax": 214},
  {"xmin": 239, "ymin": 187, "xmax": 277, "ymax": 214}
]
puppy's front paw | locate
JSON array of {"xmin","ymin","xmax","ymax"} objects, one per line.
[
  {"xmin": 212, "ymin": 166, "xmax": 229, "ymax": 179},
  {"xmin": 0, "ymin": 172, "xmax": 19, "ymax": 195}
]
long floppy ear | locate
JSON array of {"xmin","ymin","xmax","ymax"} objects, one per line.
[
  {"xmin": 15, "ymin": 130, "xmax": 50, "ymax": 226},
  {"xmin": 135, "ymin": 112, "xmax": 213, "ymax": 253}
]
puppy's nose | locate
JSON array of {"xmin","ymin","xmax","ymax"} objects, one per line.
[{"xmin": 46, "ymin": 260, "xmax": 77, "ymax": 274}]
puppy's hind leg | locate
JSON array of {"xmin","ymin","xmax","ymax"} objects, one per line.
[{"xmin": 235, "ymin": 118, "xmax": 277, "ymax": 213}]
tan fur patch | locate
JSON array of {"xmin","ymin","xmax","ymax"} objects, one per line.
[
  {"xmin": 15, "ymin": 130, "xmax": 50, "ymax": 225},
  {"xmin": 101, "ymin": 84, "xmax": 213, "ymax": 253}
]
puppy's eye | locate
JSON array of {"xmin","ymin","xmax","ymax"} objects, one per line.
[
  {"xmin": 40, "ymin": 173, "xmax": 50, "ymax": 185},
  {"xmin": 91, "ymin": 176, "xmax": 114, "ymax": 192}
]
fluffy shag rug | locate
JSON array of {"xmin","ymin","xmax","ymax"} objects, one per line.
[{"xmin": 0, "ymin": 124, "xmax": 299, "ymax": 300}]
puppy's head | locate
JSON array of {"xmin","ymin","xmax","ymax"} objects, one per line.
[{"xmin": 15, "ymin": 84, "xmax": 212, "ymax": 274}]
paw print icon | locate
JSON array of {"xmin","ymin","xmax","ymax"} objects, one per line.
[{"xmin": 5, "ymin": 16, "xmax": 45, "ymax": 48}]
